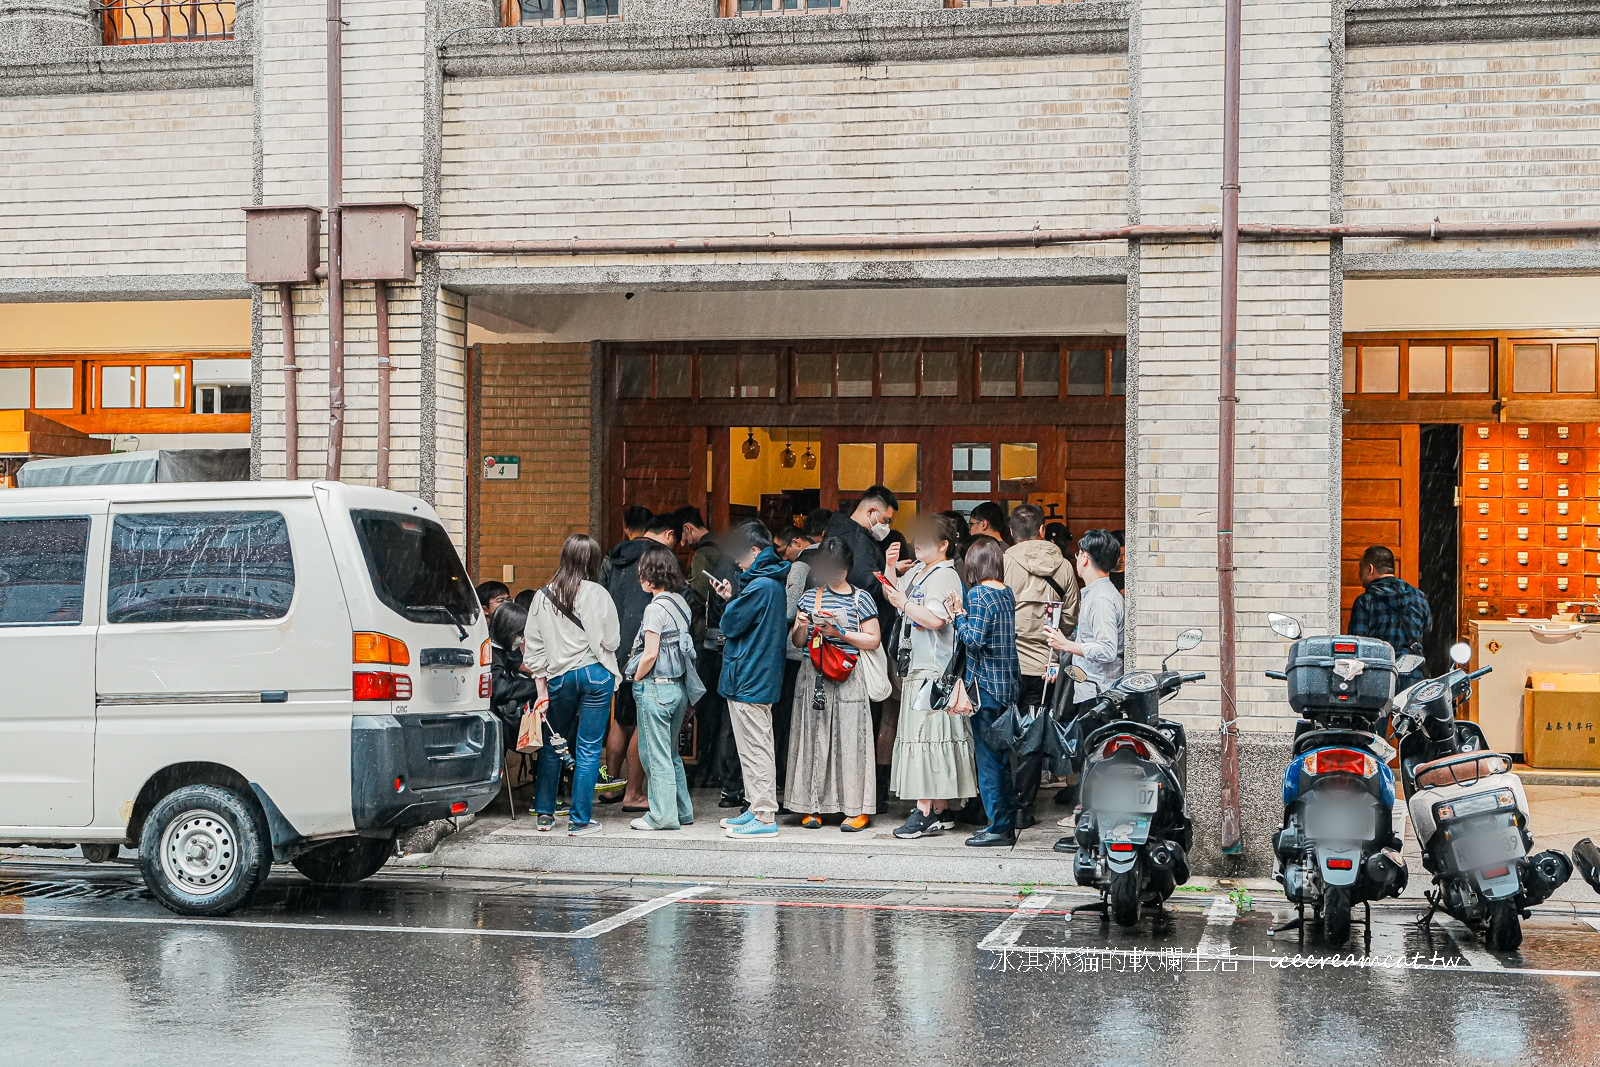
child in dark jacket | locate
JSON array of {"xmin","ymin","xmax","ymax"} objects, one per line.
[{"xmin": 489, "ymin": 603, "xmax": 541, "ymax": 751}]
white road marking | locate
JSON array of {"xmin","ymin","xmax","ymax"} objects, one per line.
[
  {"xmin": 0, "ymin": 884, "xmax": 711, "ymax": 941},
  {"xmin": 1192, "ymin": 895, "xmax": 1238, "ymax": 959},
  {"xmin": 1439, "ymin": 917, "xmax": 1505, "ymax": 970},
  {"xmin": 1586, "ymin": 918, "xmax": 1600, "ymax": 934},
  {"xmin": 977, "ymin": 893, "xmax": 1054, "ymax": 952}
]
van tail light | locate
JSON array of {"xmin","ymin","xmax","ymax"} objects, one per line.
[
  {"xmin": 479, "ymin": 672, "xmax": 492, "ymax": 698},
  {"xmin": 480, "ymin": 639, "xmax": 492, "ymax": 666},
  {"xmin": 451, "ymin": 801, "xmax": 468, "ymax": 815},
  {"xmin": 353, "ymin": 671, "xmax": 412, "ymax": 701},
  {"xmin": 1102, "ymin": 735, "xmax": 1150, "ymax": 760},
  {"xmin": 354, "ymin": 632, "xmax": 411, "ymax": 666},
  {"xmin": 1307, "ymin": 748, "xmax": 1378, "ymax": 778}
]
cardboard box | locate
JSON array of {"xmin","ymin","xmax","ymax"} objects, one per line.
[{"xmin": 1524, "ymin": 673, "xmax": 1600, "ymax": 769}]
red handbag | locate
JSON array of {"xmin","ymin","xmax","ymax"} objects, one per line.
[{"xmin": 808, "ymin": 587, "xmax": 858, "ymax": 682}]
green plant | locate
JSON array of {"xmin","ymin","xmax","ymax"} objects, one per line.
[
  {"xmin": 1227, "ymin": 886, "xmax": 1254, "ymax": 912},
  {"xmin": 1016, "ymin": 883, "xmax": 1037, "ymax": 898}
]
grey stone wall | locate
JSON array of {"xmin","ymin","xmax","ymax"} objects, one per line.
[{"xmin": 1186, "ymin": 732, "xmax": 1295, "ymax": 879}]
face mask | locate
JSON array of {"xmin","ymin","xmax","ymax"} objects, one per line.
[{"xmin": 869, "ymin": 522, "xmax": 891, "ymax": 542}]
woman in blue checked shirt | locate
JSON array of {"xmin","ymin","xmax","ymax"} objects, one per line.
[{"xmin": 945, "ymin": 536, "xmax": 1022, "ymax": 847}]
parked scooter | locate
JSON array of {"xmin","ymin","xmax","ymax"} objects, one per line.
[
  {"xmin": 1263, "ymin": 612, "xmax": 1413, "ymax": 947},
  {"xmin": 1389, "ymin": 641, "xmax": 1571, "ymax": 951},
  {"xmin": 1063, "ymin": 628, "xmax": 1205, "ymax": 928}
]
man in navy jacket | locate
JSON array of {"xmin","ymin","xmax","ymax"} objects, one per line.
[{"xmin": 710, "ymin": 519, "xmax": 791, "ymax": 839}]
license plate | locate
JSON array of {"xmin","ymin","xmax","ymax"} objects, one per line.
[
  {"xmin": 1093, "ymin": 780, "xmax": 1159, "ymax": 814},
  {"xmin": 1102, "ymin": 815, "xmax": 1152, "ymax": 844},
  {"xmin": 1452, "ymin": 826, "xmax": 1524, "ymax": 870},
  {"xmin": 1304, "ymin": 802, "xmax": 1377, "ymax": 842},
  {"xmin": 428, "ymin": 669, "xmax": 464, "ymax": 703}
]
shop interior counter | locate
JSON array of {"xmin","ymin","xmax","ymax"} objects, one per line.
[{"xmin": 1469, "ymin": 619, "xmax": 1599, "ymax": 755}]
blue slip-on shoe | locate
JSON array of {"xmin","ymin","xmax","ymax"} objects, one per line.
[
  {"xmin": 725, "ymin": 818, "xmax": 779, "ymax": 841},
  {"xmin": 720, "ymin": 809, "xmax": 756, "ymax": 829}
]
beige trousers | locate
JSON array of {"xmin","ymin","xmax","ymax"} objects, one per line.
[{"xmin": 727, "ymin": 700, "xmax": 778, "ymax": 820}]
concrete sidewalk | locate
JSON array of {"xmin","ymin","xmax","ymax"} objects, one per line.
[{"xmin": 399, "ymin": 784, "xmax": 1600, "ymax": 904}]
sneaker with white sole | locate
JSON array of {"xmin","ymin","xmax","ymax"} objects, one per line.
[
  {"xmin": 725, "ymin": 818, "xmax": 779, "ymax": 841},
  {"xmin": 568, "ymin": 820, "xmax": 603, "ymax": 837},
  {"xmin": 630, "ymin": 817, "xmax": 672, "ymax": 831},
  {"xmin": 720, "ymin": 809, "xmax": 755, "ymax": 829}
]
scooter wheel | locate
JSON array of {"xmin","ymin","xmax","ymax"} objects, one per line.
[
  {"xmin": 1487, "ymin": 902, "xmax": 1523, "ymax": 952},
  {"xmin": 1110, "ymin": 869, "xmax": 1141, "ymax": 928},
  {"xmin": 1321, "ymin": 885, "xmax": 1353, "ymax": 947}
]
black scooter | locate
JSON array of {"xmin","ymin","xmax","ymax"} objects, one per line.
[
  {"xmin": 1063, "ymin": 629, "xmax": 1205, "ymax": 928},
  {"xmin": 1390, "ymin": 641, "xmax": 1572, "ymax": 952}
]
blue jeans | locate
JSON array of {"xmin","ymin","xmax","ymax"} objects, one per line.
[
  {"xmin": 535, "ymin": 663, "xmax": 615, "ymax": 827},
  {"xmin": 971, "ymin": 703, "xmax": 1016, "ymax": 835}
]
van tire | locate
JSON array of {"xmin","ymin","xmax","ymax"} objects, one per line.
[
  {"xmin": 291, "ymin": 836, "xmax": 393, "ymax": 885},
  {"xmin": 80, "ymin": 843, "xmax": 120, "ymax": 863},
  {"xmin": 138, "ymin": 784, "xmax": 270, "ymax": 917}
]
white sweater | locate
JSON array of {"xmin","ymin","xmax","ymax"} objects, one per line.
[{"xmin": 523, "ymin": 581, "xmax": 621, "ymax": 682}]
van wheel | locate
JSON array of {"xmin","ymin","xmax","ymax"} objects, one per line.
[
  {"xmin": 138, "ymin": 785, "xmax": 270, "ymax": 917},
  {"xmin": 291, "ymin": 836, "xmax": 393, "ymax": 885}
]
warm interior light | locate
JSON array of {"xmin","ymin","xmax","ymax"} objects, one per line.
[{"xmin": 741, "ymin": 428, "xmax": 761, "ymax": 460}]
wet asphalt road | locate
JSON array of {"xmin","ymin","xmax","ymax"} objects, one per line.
[{"xmin": 3, "ymin": 861, "xmax": 1599, "ymax": 1067}]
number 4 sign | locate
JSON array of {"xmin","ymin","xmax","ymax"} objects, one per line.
[{"xmin": 484, "ymin": 455, "xmax": 520, "ymax": 480}]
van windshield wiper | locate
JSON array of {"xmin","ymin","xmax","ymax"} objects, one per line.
[{"xmin": 407, "ymin": 604, "xmax": 468, "ymax": 640}]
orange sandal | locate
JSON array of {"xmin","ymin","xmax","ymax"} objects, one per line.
[
  {"xmin": 800, "ymin": 814, "xmax": 823, "ymax": 829},
  {"xmin": 841, "ymin": 814, "xmax": 871, "ymax": 833}
]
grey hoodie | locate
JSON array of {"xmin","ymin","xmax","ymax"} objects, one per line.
[{"xmin": 1003, "ymin": 538, "xmax": 1080, "ymax": 677}]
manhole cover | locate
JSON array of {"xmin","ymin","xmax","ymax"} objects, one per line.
[
  {"xmin": 0, "ymin": 879, "xmax": 147, "ymax": 901},
  {"xmin": 733, "ymin": 887, "xmax": 890, "ymax": 901}
]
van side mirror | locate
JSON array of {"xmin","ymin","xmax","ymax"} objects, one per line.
[
  {"xmin": 1449, "ymin": 641, "xmax": 1471, "ymax": 666},
  {"xmin": 1268, "ymin": 612, "xmax": 1302, "ymax": 640}
]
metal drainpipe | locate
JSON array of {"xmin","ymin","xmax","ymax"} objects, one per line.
[
  {"xmin": 375, "ymin": 282, "xmax": 391, "ymax": 488},
  {"xmin": 279, "ymin": 283, "xmax": 299, "ymax": 481},
  {"xmin": 324, "ymin": 0, "xmax": 346, "ymax": 481},
  {"xmin": 1216, "ymin": 0, "xmax": 1244, "ymax": 854}
]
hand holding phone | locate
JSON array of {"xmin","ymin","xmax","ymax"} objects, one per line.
[
  {"xmin": 709, "ymin": 576, "xmax": 734, "ymax": 600},
  {"xmin": 873, "ymin": 571, "xmax": 894, "ymax": 588}
]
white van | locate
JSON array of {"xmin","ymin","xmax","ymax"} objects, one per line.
[{"xmin": 0, "ymin": 481, "xmax": 502, "ymax": 915}]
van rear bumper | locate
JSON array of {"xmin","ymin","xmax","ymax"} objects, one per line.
[{"xmin": 351, "ymin": 711, "xmax": 503, "ymax": 831}]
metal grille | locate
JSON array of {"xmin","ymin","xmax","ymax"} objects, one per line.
[
  {"xmin": 733, "ymin": 887, "xmax": 890, "ymax": 901},
  {"xmin": 722, "ymin": 0, "xmax": 842, "ymax": 16},
  {"xmin": 506, "ymin": 0, "xmax": 622, "ymax": 23},
  {"xmin": 95, "ymin": 0, "xmax": 235, "ymax": 43},
  {"xmin": 0, "ymin": 879, "xmax": 148, "ymax": 901}
]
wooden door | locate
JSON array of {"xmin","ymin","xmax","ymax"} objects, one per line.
[
  {"xmin": 1341, "ymin": 424, "xmax": 1420, "ymax": 616},
  {"xmin": 607, "ymin": 425, "xmax": 706, "ymax": 546}
]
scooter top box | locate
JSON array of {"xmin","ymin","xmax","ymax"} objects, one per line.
[{"xmin": 1285, "ymin": 635, "xmax": 1399, "ymax": 716}]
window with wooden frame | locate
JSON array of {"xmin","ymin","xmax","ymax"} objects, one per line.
[
  {"xmin": 97, "ymin": 0, "xmax": 234, "ymax": 43},
  {"xmin": 792, "ymin": 345, "xmax": 960, "ymax": 401},
  {"xmin": 614, "ymin": 348, "xmax": 777, "ymax": 402},
  {"xmin": 1510, "ymin": 340, "xmax": 1599, "ymax": 398},
  {"xmin": 0, "ymin": 363, "xmax": 79, "ymax": 412},
  {"xmin": 501, "ymin": 0, "xmax": 620, "ymax": 23},
  {"xmin": 976, "ymin": 342, "xmax": 1124, "ymax": 400},
  {"xmin": 721, "ymin": 0, "xmax": 841, "ymax": 16},
  {"xmin": 1342, "ymin": 339, "xmax": 1498, "ymax": 399}
]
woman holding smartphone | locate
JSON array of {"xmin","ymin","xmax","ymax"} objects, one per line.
[
  {"xmin": 785, "ymin": 537, "xmax": 882, "ymax": 831},
  {"xmin": 881, "ymin": 512, "xmax": 976, "ymax": 838}
]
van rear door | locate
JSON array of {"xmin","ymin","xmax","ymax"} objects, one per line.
[{"xmin": 0, "ymin": 499, "xmax": 105, "ymax": 828}]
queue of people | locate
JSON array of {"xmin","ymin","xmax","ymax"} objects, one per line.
[{"xmin": 481, "ymin": 492, "xmax": 1126, "ymax": 852}]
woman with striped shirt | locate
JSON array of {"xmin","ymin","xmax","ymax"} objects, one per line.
[{"xmin": 785, "ymin": 537, "xmax": 882, "ymax": 832}]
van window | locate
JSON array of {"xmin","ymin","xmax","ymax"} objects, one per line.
[
  {"xmin": 107, "ymin": 511, "xmax": 295, "ymax": 623},
  {"xmin": 349, "ymin": 509, "xmax": 480, "ymax": 628},
  {"xmin": 0, "ymin": 517, "xmax": 90, "ymax": 626}
]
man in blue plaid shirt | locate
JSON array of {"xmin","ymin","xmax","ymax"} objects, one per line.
[{"xmin": 1347, "ymin": 545, "xmax": 1433, "ymax": 688}]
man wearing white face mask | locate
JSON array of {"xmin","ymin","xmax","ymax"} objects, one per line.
[{"xmin": 815, "ymin": 484, "xmax": 899, "ymax": 624}]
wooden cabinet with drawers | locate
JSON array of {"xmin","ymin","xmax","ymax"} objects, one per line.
[{"xmin": 1461, "ymin": 422, "xmax": 1600, "ymax": 625}]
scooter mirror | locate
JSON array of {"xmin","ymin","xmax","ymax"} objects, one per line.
[
  {"xmin": 1395, "ymin": 653, "xmax": 1426, "ymax": 674},
  {"xmin": 1175, "ymin": 628, "xmax": 1203, "ymax": 651},
  {"xmin": 1449, "ymin": 641, "xmax": 1471, "ymax": 666},
  {"xmin": 1063, "ymin": 665, "xmax": 1089, "ymax": 684},
  {"xmin": 1267, "ymin": 612, "xmax": 1302, "ymax": 640}
]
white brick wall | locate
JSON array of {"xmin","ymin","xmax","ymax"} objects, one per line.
[
  {"xmin": 433, "ymin": 287, "xmax": 469, "ymax": 547},
  {"xmin": 1134, "ymin": 0, "xmax": 1335, "ymax": 732},
  {"xmin": 440, "ymin": 59, "xmax": 1131, "ymax": 245},
  {"xmin": 0, "ymin": 90, "xmax": 251, "ymax": 278}
]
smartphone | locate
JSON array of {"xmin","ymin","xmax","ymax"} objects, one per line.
[
  {"xmin": 1048, "ymin": 602, "xmax": 1064, "ymax": 630},
  {"xmin": 873, "ymin": 571, "xmax": 894, "ymax": 588}
]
